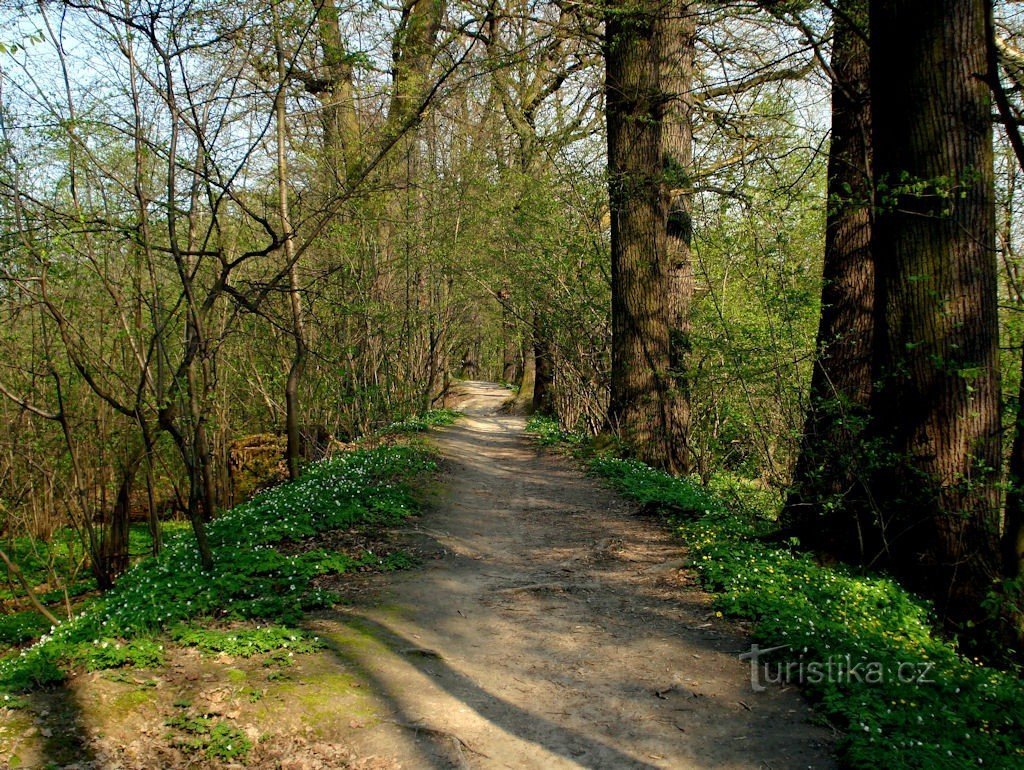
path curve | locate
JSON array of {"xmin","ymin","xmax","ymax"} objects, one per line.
[{"xmin": 312, "ymin": 381, "xmax": 834, "ymax": 769}]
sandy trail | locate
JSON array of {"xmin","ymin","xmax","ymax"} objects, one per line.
[{"xmin": 312, "ymin": 381, "xmax": 834, "ymax": 769}]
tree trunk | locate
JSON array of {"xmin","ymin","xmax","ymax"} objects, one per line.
[
  {"xmin": 514, "ymin": 334, "xmax": 536, "ymax": 413},
  {"xmin": 1005, "ymin": 344, "xmax": 1024, "ymax": 579},
  {"xmin": 783, "ymin": 0, "xmax": 873, "ymax": 554},
  {"xmin": 869, "ymin": 0, "xmax": 1000, "ymax": 621},
  {"xmin": 315, "ymin": 0, "xmax": 361, "ymax": 184},
  {"xmin": 659, "ymin": 0, "xmax": 697, "ymax": 475},
  {"xmin": 605, "ymin": 0, "xmax": 680, "ymax": 473},
  {"xmin": 532, "ymin": 316, "xmax": 554, "ymax": 416},
  {"xmin": 501, "ymin": 295, "xmax": 520, "ymax": 384},
  {"xmin": 276, "ymin": 24, "xmax": 307, "ymax": 482},
  {"xmin": 96, "ymin": 465, "xmax": 135, "ymax": 589}
]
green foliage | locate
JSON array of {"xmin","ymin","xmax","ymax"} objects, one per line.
[
  {"xmin": 0, "ymin": 528, "xmax": 96, "ymax": 605},
  {"xmin": 166, "ymin": 711, "xmax": 252, "ymax": 761},
  {"xmin": 525, "ymin": 415, "xmax": 577, "ymax": 446},
  {"xmin": 0, "ymin": 612, "xmax": 51, "ymax": 647},
  {"xmin": 0, "ymin": 646, "xmax": 65, "ymax": 692},
  {"xmin": 169, "ymin": 624, "xmax": 322, "ymax": 658},
  {"xmin": 588, "ymin": 456, "xmax": 724, "ymax": 517},
  {"xmin": 588, "ymin": 455, "xmax": 1024, "ymax": 769},
  {"xmin": 0, "ymin": 445, "xmax": 435, "ymax": 692},
  {"xmin": 383, "ymin": 409, "xmax": 460, "ymax": 434},
  {"xmin": 688, "ymin": 144, "xmax": 825, "ymax": 480},
  {"xmin": 0, "ymin": 521, "xmax": 193, "ymax": 644},
  {"xmin": 72, "ymin": 637, "xmax": 164, "ymax": 671}
]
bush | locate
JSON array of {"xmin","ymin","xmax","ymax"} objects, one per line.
[
  {"xmin": 525, "ymin": 414, "xmax": 588, "ymax": 448},
  {"xmin": 0, "ymin": 611, "xmax": 51, "ymax": 648}
]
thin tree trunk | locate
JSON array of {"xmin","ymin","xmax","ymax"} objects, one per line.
[
  {"xmin": 783, "ymin": 0, "xmax": 873, "ymax": 553},
  {"xmin": 0, "ymin": 549, "xmax": 60, "ymax": 627},
  {"xmin": 500, "ymin": 292, "xmax": 520, "ymax": 384},
  {"xmin": 869, "ymin": 0, "xmax": 1001, "ymax": 621},
  {"xmin": 514, "ymin": 335, "xmax": 536, "ymax": 413},
  {"xmin": 276, "ymin": 25, "xmax": 308, "ymax": 482}
]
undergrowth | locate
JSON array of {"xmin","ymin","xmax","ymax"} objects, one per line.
[
  {"xmin": 526, "ymin": 415, "xmax": 1024, "ymax": 769},
  {"xmin": 524, "ymin": 414, "xmax": 586, "ymax": 447},
  {"xmin": 166, "ymin": 707, "xmax": 253, "ymax": 761},
  {"xmin": 383, "ymin": 408, "xmax": 460, "ymax": 435},
  {"xmin": 0, "ymin": 443, "xmax": 436, "ymax": 693}
]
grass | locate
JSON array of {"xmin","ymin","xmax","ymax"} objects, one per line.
[
  {"xmin": 0, "ymin": 442, "xmax": 438, "ymax": 693},
  {"xmin": 526, "ymin": 415, "xmax": 1024, "ymax": 770}
]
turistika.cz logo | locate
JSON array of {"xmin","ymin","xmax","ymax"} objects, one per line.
[{"xmin": 738, "ymin": 644, "xmax": 936, "ymax": 692}]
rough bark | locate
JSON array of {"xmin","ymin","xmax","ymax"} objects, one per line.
[
  {"xmin": 386, "ymin": 0, "xmax": 446, "ymax": 135},
  {"xmin": 783, "ymin": 0, "xmax": 873, "ymax": 552},
  {"xmin": 659, "ymin": 0, "xmax": 697, "ymax": 475},
  {"xmin": 96, "ymin": 465, "xmax": 134, "ymax": 588},
  {"xmin": 605, "ymin": 0, "xmax": 679, "ymax": 473},
  {"xmin": 869, "ymin": 0, "xmax": 1001, "ymax": 621},
  {"xmin": 315, "ymin": 0, "xmax": 361, "ymax": 184}
]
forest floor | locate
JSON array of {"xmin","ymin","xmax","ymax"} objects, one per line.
[{"xmin": 1, "ymin": 381, "xmax": 835, "ymax": 769}]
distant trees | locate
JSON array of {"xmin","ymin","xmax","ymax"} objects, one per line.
[{"xmin": 4, "ymin": 0, "xmax": 1018, "ymax": 651}]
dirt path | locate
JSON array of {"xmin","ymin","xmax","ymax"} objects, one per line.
[{"xmin": 310, "ymin": 381, "xmax": 835, "ymax": 769}]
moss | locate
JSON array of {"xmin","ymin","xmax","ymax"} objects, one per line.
[
  {"xmin": 260, "ymin": 654, "xmax": 377, "ymax": 731},
  {"xmin": 224, "ymin": 667, "xmax": 247, "ymax": 684},
  {"xmin": 109, "ymin": 686, "xmax": 157, "ymax": 715}
]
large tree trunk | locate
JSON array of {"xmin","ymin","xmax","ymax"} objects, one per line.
[
  {"xmin": 869, "ymin": 0, "xmax": 1000, "ymax": 622},
  {"xmin": 783, "ymin": 0, "xmax": 873, "ymax": 554},
  {"xmin": 659, "ymin": 0, "xmax": 697, "ymax": 475},
  {"xmin": 605, "ymin": 0, "xmax": 681, "ymax": 473}
]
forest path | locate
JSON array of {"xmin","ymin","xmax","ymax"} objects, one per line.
[{"xmin": 312, "ymin": 381, "xmax": 835, "ymax": 769}]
